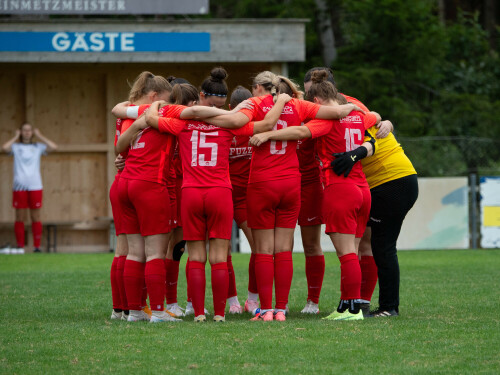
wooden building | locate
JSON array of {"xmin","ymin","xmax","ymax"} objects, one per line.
[{"xmin": 0, "ymin": 18, "xmax": 307, "ymax": 252}]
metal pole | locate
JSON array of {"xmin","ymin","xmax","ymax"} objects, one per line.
[{"xmin": 470, "ymin": 173, "xmax": 478, "ymax": 249}]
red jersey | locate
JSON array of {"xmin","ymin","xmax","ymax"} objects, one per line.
[
  {"xmin": 120, "ymin": 104, "xmax": 175, "ymax": 185},
  {"xmin": 157, "ymin": 105, "xmax": 254, "ymax": 189},
  {"xmin": 297, "ymin": 136, "xmax": 321, "ymax": 185},
  {"xmin": 115, "ymin": 105, "xmax": 148, "ymax": 176},
  {"xmin": 306, "ymin": 111, "xmax": 377, "ymax": 187},
  {"xmin": 229, "ymin": 135, "xmax": 252, "ymax": 187},
  {"xmin": 239, "ymin": 95, "xmax": 320, "ymax": 184}
]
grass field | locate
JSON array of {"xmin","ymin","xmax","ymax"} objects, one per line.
[{"xmin": 0, "ymin": 250, "xmax": 499, "ymax": 374}]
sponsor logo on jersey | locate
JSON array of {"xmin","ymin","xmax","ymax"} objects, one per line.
[
  {"xmin": 340, "ymin": 115, "xmax": 362, "ymax": 123},
  {"xmin": 187, "ymin": 123, "xmax": 219, "ymax": 131},
  {"xmin": 262, "ymin": 105, "xmax": 294, "ymax": 115}
]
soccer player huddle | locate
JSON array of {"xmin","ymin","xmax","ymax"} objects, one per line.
[{"xmin": 108, "ymin": 66, "xmax": 418, "ymax": 323}]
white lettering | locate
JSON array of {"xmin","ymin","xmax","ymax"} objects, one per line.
[
  {"xmin": 90, "ymin": 0, "xmax": 96, "ymax": 10},
  {"xmin": 117, "ymin": 0, "xmax": 124, "ymax": 10},
  {"xmin": 98, "ymin": 0, "xmax": 105, "ymax": 10},
  {"xmin": 104, "ymin": 32, "xmax": 118, "ymax": 51},
  {"xmin": 53, "ymin": 0, "xmax": 59, "ymax": 10},
  {"xmin": 11, "ymin": 1, "xmax": 19, "ymax": 10},
  {"xmin": 108, "ymin": 0, "xmax": 114, "ymax": 10},
  {"xmin": 42, "ymin": 0, "xmax": 49, "ymax": 10},
  {"xmin": 121, "ymin": 33, "xmax": 134, "ymax": 51},
  {"xmin": 52, "ymin": 32, "xmax": 70, "ymax": 51},
  {"xmin": 62, "ymin": 0, "xmax": 71, "ymax": 10},
  {"xmin": 74, "ymin": 0, "xmax": 81, "ymax": 10},
  {"xmin": 71, "ymin": 33, "xmax": 89, "ymax": 51},
  {"xmin": 84, "ymin": 0, "xmax": 88, "ymax": 10},
  {"xmin": 20, "ymin": 0, "xmax": 30, "ymax": 10},
  {"xmin": 89, "ymin": 32, "xmax": 104, "ymax": 51}
]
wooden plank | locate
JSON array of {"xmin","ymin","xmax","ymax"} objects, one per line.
[
  {"xmin": 56, "ymin": 144, "xmax": 109, "ymax": 153},
  {"xmin": 0, "ymin": 70, "xmax": 25, "ymax": 223}
]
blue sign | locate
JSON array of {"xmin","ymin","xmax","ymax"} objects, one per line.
[{"xmin": 0, "ymin": 32, "xmax": 210, "ymax": 52}]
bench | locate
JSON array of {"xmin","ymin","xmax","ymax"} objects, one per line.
[{"xmin": 0, "ymin": 218, "xmax": 114, "ymax": 253}]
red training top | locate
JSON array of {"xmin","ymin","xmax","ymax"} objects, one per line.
[
  {"xmin": 120, "ymin": 104, "xmax": 175, "ymax": 185},
  {"xmin": 306, "ymin": 111, "xmax": 377, "ymax": 187},
  {"xmin": 157, "ymin": 105, "xmax": 255, "ymax": 190},
  {"xmin": 239, "ymin": 95, "xmax": 320, "ymax": 184}
]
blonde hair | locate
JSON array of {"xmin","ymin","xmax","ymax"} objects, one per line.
[
  {"xmin": 277, "ymin": 75, "xmax": 304, "ymax": 99},
  {"xmin": 128, "ymin": 71, "xmax": 172, "ymax": 103},
  {"xmin": 253, "ymin": 71, "xmax": 281, "ymax": 96}
]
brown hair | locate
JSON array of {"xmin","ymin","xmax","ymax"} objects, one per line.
[
  {"xmin": 170, "ymin": 83, "xmax": 200, "ymax": 106},
  {"xmin": 253, "ymin": 71, "xmax": 280, "ymax": 96},
  {"xmin": 167, "ymin": 76, "xmax": 190, "ymax": 85},
  {"xmin": 18, "ymin": 123, "xmax": 33, "ymax": 143},
  {"xmin": 229, "ymin": 85, "xmax": 252, "ymax": 108},
  {"xmin": 305, "ymin": 70, "xmax": 338, "ymax": 102},
  {"xmin": 200, "ymin": 67, "xmax": 228, "ymax": 97},
  {"xmin": 277, "ymin": 75, "xmax": 304, "ymax": 99},
  {"xmin": 128, "ymin": 71, "xmax": 172, "ymax": 103}
]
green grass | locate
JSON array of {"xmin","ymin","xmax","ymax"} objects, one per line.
[{"xmin": 0, "ymin": 251, "xmax": 499, "ymax": 374}]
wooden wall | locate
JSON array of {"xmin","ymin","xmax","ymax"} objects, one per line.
[{"xmin": 0, "ymin": 62, "xmax": 275, "ymax": 252}]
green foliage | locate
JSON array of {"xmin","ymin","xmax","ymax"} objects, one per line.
[{"xmin": 1, "ymin": 252, "xmax": 499, "ymax": 374}]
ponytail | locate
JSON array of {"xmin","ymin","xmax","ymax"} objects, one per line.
[{"xmin": 128, "ymin": 71, "xmax": 172, "ymax": 103}]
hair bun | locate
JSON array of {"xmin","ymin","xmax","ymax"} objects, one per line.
[
  {"xmin": 311, "ymin": 70, "xmax": 328, "ymax": 84},
  {"xmin": 210, "ymin": 67, "xmax": 228, "ymax": 82}
]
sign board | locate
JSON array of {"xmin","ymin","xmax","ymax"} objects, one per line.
[
  {"xmin": 480, "ymin": 176, "xmax": 500, "ymax": 248},
  {"xmin": 0, "ymin": 31, "xmax": 210, "ymax": 52},
  {"xmin": 0, "ymin": 0, "xmax": 209, "ymax": 14}
]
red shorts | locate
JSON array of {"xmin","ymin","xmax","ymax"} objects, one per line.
[
  {"xmin": 110, "ymin": 175, "xmax": 124, "ymax": 235},
  {"xmin": 175, "ymin": 176, "xmax": 183, "ymax": 227},
  {"xmin": 298, "ymin": 180, "xmax": 324, "ymax": 226},
  {"xmin": 168, "ymin": 184, "xmax": 178, "ymax": 228},
  {"xmin": 323, "ymin": 183, "xmax": 371, "ymax": 237},
  {"xmin": 118, "ymin": 177, "xmax": 171, "ymax": 236},
  {"xmin": 13, "ymin": 190, "xmax": 43, "ymax": 209},
  {"xmin": 181, "ymin": 187, "xmax": 233, "ymax": 241},
  {"xmin": 247, "ymin": 177, "xmax": 301, "ymax": 230},
  {"xmin": 232, "ymin": 184, "xmax": 248, "ymax": 226}
]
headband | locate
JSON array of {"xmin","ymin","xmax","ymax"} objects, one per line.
[{"xmin": 201, "ymin": 90, "xmax": 227, "ymax": 98}]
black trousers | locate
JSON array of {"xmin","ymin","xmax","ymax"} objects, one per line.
[{"xmin": 369, "ymin": 174, "xmax": 418, "ymax": 311}]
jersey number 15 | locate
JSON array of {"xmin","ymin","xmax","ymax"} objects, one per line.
[{"xmin": 190, "ymin": 130, "xmax": 218, "ymax": 167}]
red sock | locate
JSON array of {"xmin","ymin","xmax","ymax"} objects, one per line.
[
  {"xmin": 211, "ymin": 262, "xmax": 229, "ymax": 317},
  {"xmin": 255, "ymin": 254, "xmax": 274, "ymax": 310},
  {"xmin": 360, "ymin": 255, "xmax": 378, "ymax": 302},
  {"xmin": 110, "ymin": 257, "xmax": 122, "ymax": 310},
  {"xmin": 248, "ymin": 253, "xmax": 258, "ymax": 294},
  {"xmin": 123, "ymin": 259, "xmax": 144, "ymax": 310},
  {"xmin": 339, "ymin": 253, "xmax": 361, "ymax": 300},
  {"xmin": 32, "ymin": 221, "xmax": 42, "ymax": 248},
  {"xmin": 274, "ymin": 252, "xmax": 293, "ymax": 310},
  {"xmin": 165, "ymin": 259, "xmax": 180, "ymax": 304},
  {"xmin": 188, "ymin": 261, "xmax": 206, "ymax": 316},
  {"xmin": 116, "ymin": 256, "xmax": 128, "ymax": 310},
  {"xmin": 145, "ymin": 259, "xmax": 166, "ymax": 311},
  {"xmin": 14, "ymin": 221, "xmax": 25, "ymax": 248},
  {"xmin": 305, "ymin": 254, "xmax": 325, "ymax": 304},
  {"xmin": 141, "ymin": 263, "xmax": 148, "ymax": 309},
  {"xmin": 227, "ymin": 255, "xmax": 237, "ymax": 299},
  {"xmin": 186, "ymin": 257, "xmax": 191, "ymax": 302}
]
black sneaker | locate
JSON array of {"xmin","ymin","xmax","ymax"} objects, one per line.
[
  {"xmin": 367, "ymin": 308, "xmax": 399, "ymax": 317},
  {"xmin": 34, "ymin": 248, "xmax": 41, "ymax": 253}
]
